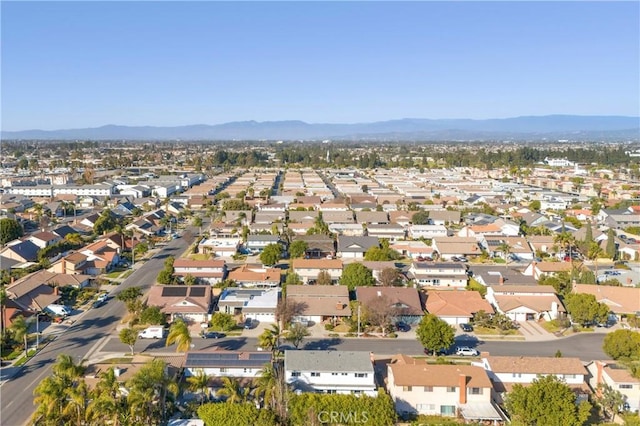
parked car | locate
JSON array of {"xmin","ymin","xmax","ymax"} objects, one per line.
[
  {"xmin": 201, "ymin": 331, "xmax": 225, "ymax": 339},
  {"xmin": 395, "ymin": 321, "xmax": 411, "ymax": 332},
  {"xmin": 244, "ymin": 318, "xmax": 253, "ymax": 329},
  {"xmin": 455, "ymin": 347, "xmax": 479, "ymax": 356},
  {"xmin": 96, "ymin": 293, "xmax": 109, "ymax": 303},
  {"xmin": 424, "ymin": 347, "xmax": 450, "ymax": 356},
  {"xmin": 459, "ymin": 323, "xmax": 473, "ymax": 332},
  {"xmin": 93, "ymin": 299, "xmax": 106, "ymax": 308}
]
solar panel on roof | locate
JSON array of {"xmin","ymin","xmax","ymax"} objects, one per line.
[
  {"xmin": 162, "ymin": 287, "xmax": 188, "ymax": 297},
  {"xmin": 189, "ymin": 287, "xmax": 206, "ymax": 297}
]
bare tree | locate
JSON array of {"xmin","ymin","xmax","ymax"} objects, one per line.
[
  {"xmin": 275, "ymin": 300, "xmax": 308, "ymax": 329},
  {"xmin": 379, "ymin": 267, "xmax": 402, "ymax": 286},
  {"xmin": 315, "ymin": 270, "xmax": 332, "ymax": 286},
  {"xmin": 363, "ymin": 295, "xmax": 403, "ymax": 335}
]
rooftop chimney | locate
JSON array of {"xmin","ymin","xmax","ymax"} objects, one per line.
[
  {"xmin": 499, "ymin": 276, "xmax": 504, "ymax": 286},
  {"xmin": 336, "ymin": 302, "xmax": 344, "ymax": 310},
  {"xmin": 459, "ymin": 374, "xmax": 467, "ymax": 404}
]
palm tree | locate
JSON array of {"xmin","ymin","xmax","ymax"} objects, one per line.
[
  {"xmin": 217, "ymin": 376, "xmax": 249, "ymax": 403},
  {"xmin": 32, "ymin": 376, "xmax": 66, "ymax": 424},
  {"xmin": 62, "ymin": 380, "xmax": 89, "ymax": 425},
  {"xmin": 52, "ymin": 353, "xmax": 85, "ymax": 384},
  {"xmin": 166, "ymin": 318, "xmax": 192, "ymax": 352},
  {"xmin": 587, "ymin": 242, "xmax": 605, "ymax": 280},
  {"xmin": 87, "ymin": 368, "xmax": 122, "ymax": 426},
  {"xmin": 497, "ymin": 241, "xmax": 511, "ymax": 265},
  {"xmin": 554, "ymin": 229, "xmax": 575, "ymax": 260},
  {"xmin": 258, "ymin": 323, "xmax": 281, "ymax": 354},
  {"xmin": 186, "ymin": 370, "xmax": 210, "ymax": 404},
  {"xmin": 254, "ymin": 365, "xmax": 276, "ymax": 409},
  {"xmin": 10, "ymin": 315, "xmax": 28, "ymax": 357}
]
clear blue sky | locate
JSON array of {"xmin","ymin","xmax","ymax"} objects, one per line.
[{"xmin": 1, "ymin": 1, "xmax": 639, "ymax": 131}]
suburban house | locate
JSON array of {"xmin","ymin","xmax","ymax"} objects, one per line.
[
  {"xmin": 47, "ymin": 251, "xmax": 90, "ymax": 275},
  {"xmin": 184, "ymin": 349, "xmax": 272, "ymax": 379},
  {"xmin": 173, "ymin": 258, "xmax": 227, "ymax": 285},
  {"xmin": 285, "ymin": 350, "xmax": 377, "ymax": 396},
  {"xmin": 356, "ymin": 286, "xmax": 423, "ymax": 324},
  {"xmin": 481, "ymin": 236, "xmax": 534, "ymax": 260},
  {"xmin": 526, "ymin": 236, "xmax": 557, "ymax": 256},
  {"xmin": 4, "ymin": 270, "xmax": 65, "ymax": 316},
  {"xmin": 286, "ymin": 285, "xmax": 351, "ymax": 325},
  {"xmin": 337, "ymin": 236, "xmax": 380, "ymax": 259},
  {"xmin": 523, "ymin": 261, "xmax": 573, "ymax": 280},
  {"xmin": 329, "ymin": 223, "xmax": 365, "ymax": 237},
  {"xmin": 425, "ymin": 290, "xmax": 494, "ymax": 326},
  {"xmin": 291, "ymin": 235, "xmax": 335, "ymax": 259},
  {"xmin": 360, "ymin": 261, "xmax": 401, "ymax": 284},
  {"xmin": 27, "ymin": 231, "xmax": 62, "ymax": 249},
  {"xmin": 572, "ymin": 284, "xmax": 640, "ymax": 322},
  {"xmin": 217, "ymin": 287, "xmax": 279, "ymax": 323},
  {"xmin": 390, "ymin": 241, "xmax": 434, "ymax": 260},
  {"xmin": 355, "ymin": 211, "xmax": 389, "ymax": 225},
  {"xmin": 474, "ymin": 353, "xmax": 590, "ymax": 404},
  {"xmin": 291, "ymin": 258, "xmax": 343, "ymax": 285},
  {"xmin": 366, "ymin": 223, "xmax": 406, "ymax": 241},
  {"xmin": 322, "ymin": 210, "xmax": 355, "ymax": 224},
  {"xmin": 146, "ymin": 285, "xmax": 212, "ymax": 323},
  {"xmin": 226, "ymin": 264, "xmax": 281, "ymax": 288},
  {"xmin": 485, "ymin": 285, "xmax": 565, "ymax": 321},
  {"xmin": 288, "ymin": 210, "xmax": 319, "ymax": 223},
  {"xmin": 246, "ymin": 235, "xmax": 281, "ymax": 252},
  {"xmin": 80, "ymin": 240, "xmax": 120, "ymax": 274},
  {"xmin": 198, "ymin": 237, "xmax": 241, "ymax": 258},
  {"xmin": 428, "ymin": 210, "xmax": 461, "ymax": 226},
  {"xmin": 432, "ymin": 237, "xmax": 481, "ymax": 260},
  {"xmin": 408, "ymin": 225, "xmax": 448, "ymax": 240},
  {"xmin": 0, "ymin": 240, "xmax": 40, "ymax": 263},
  {"xmin": 387, "ymin": 354, "xmax": 502, "ymax": 422},
  {"xmin": 587, "ymin": 361, "xmax": 640, "ymax": 412},
  {"xmin": 409, "ymin": 262, "xmax": 468, "ymax": 289}
]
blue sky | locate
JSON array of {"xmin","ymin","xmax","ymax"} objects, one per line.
[{"xmin": 1, "ymin": 1, "xmax": 639, "ymax": 131}]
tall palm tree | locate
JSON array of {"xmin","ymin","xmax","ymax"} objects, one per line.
[
  {"xmin": 255, "ymin": 364, "xmax": 276, "ymax": 409},
  {"xmin": 10, "ymin": 315, "xmax": 28, "ymax": 357},
  {"xmin": 497, "ymin": 241, "xmax": 511, "ymax": 265},
  {"xmin": 587, "ymin": 242, "xmax": 605, "ymax": 280},
  {"xmin": 32, "ymin": 376, "xmax": 66, "ymax": 424},
  {"xmin": 52, "ymin": 353, "xmax": 85, "ymax": 384},
  {"xmin": 186, "ymin": 370, "xmax": 210, "ymax": 404},
  {"xmin": 62, "ymin": 380, "xmax": 89, "ymax": 425},
  {"xmin": 166, "ymin": 318, "xmax": 192, "ymax": 352}
]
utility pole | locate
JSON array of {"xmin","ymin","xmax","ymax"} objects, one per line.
[{"xmin": 357, "ymin": 304, "xmax": 361, "ymax": 337}]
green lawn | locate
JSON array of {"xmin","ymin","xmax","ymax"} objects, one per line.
[{"xmin": 473, "ymin": 326, "xmax": 519, "ymax": 336}]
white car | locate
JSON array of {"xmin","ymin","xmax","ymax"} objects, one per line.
[{"xmin": 455, "ymin": 347, "xmax": 479, "ymax": 356}]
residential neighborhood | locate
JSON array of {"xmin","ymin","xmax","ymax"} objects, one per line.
[{"xmin": 1, "ymin": 141, "xmax": 639, "ymax": 425}]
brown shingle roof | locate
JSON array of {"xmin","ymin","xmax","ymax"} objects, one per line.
[
  {"xmin": 286, "ymin": 285, "xmax": 351, "ymax": 317},
  {"xmin": 486, "ymin": 355, "xmax": 586, "ymax": 375},
  {"xmin": 356, "ymin": 287, "xmax": 423, "ymax": 316},
  {"xmin": 389, "ymin": 356, "xmax": 491, "ymax": 388},
  {"xmin": 292, "ymin": 259, "xmax": 343, "ymax": 270},
  {"xmin": 426, "ymin": 290, "xmax": 494, "ymax": 317}
]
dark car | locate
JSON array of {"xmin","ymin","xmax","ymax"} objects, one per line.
[
  {"xmin": 424, "ymin": 347, "xmax": 450, "ymax": 356},
  {"xmin": 244, "ymin": 318, "xmax": 253, "ymax": 329},
  {"xmin": 459, "ymin": 323, "xmax": 473, "ymax": 332},
  {"xmin": 395, "ymin": 321, "xmax": 410, "ymax": 332},
  {"xmin": 201, "ymin": 331, "xmax": 225, "ymax": 339},
  {"xmin": 92, "ymin": 299, "xmax": 106, "ymax": 308}
]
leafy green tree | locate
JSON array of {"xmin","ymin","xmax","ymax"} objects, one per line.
[
  {"xmin": 116, "ymin": 286, "xmax": 142, "ymax": 303},
  {"xmin": 603, "ymin": 330, "xmax": 640, "ymax": 360},
  {"xmin": 210, "ymin": 312, "xmax": 236, "ymax": 331},
  {"xmin": 284, "ymin": 271, "xmax": 302, "ymax": 287},
  {"xmin": 340, "ymin": 262, "xmax": 375, "ymax": 291},
  {"xmin": 166, "ymin": 318, "xmax": 192, "ymax": 352},
  {"xmin": 119, "ymin": 328, "xmax": 138, "ymax": 355},
  {"xmin": 260, "ymin": 243, "xmax": 282, "ymax": 266},
  {"xmin": 285, "ymin": 323, "xmax": 310, "ymax": 349},
  {"xmin": 505, "ymin": 375, "xmax": 591, "ymax": 426},
  {"xmin": 416, "ymin": 313, "xmax": 455, "ymax": 355},
  {"xmin": 140, "ymin": 306, "xmax": 166, "ymax": 325},
  {"xmin": 564, "ymin": 293, "xmax": 610, "ymax": 325},
  {"xmin": 364, "ymin": 246, "xmax": 400, "ymax": 261},
  {"xmin": 0, "ymin": 218, "xmax": 23, "ymax": 245},
  {"xmin": 197, "ymin": 401, "xmax": 275, "ymax": 425},
  {"xmin": 411, "ymin": 210, "xmax": 430, "ymax": 225},
  {"xmin": 10, "ymin": 315, "xmax": 28, "ymax": 356},
  {"xmin": 606, "ymin": 228, "xmax": 617, "ymax": 259},
  {"xmin": 288, "ymin": 240, "xmax": 308, "ymax": 259},
  {"xmin": 183, "ymin": 274, "xmax": 197, "ymax": 286},
  {"xmin": 529, "ymin": 200, "xmax": 541, "ymax": 212},
  {"xmin": 94, "ymin": 209, "xmax": 117, "ymax": 235},
  {"xmin": 157, "ymin": 268, "xmax": 174, "ymax": 285}
]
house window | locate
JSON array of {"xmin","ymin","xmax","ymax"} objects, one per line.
[
  {"xmin": 619, "ymin": 384, "xmax": 633, "ymax": 389},
  {"xmin": 311, "ymin": 372, "xmax": 320, "ymax": 377},
  {"xmin": 416, "ymin": 403, "xmax": 435, "ymax": 411},
  {"xmin": 565, "ymin": 374, "xmax": 576, "ymax": 379},
  {"xmin": 331, "ymin": 373, "xmax": 338, "ymax": 376},
  {"xmin": 355, "ymin": 373, "xmax": 368, "ymax": 378},
  {"xmin": 446, "ymin": 387, "xmax": 456, "ymax": 393},
  {"xmin": 244, "ymin": 368, "xmax": 250, "ymax": 373},
  {"xmin": 470, "ymin": 387, "xmax": 483, "ymax": 395},
  {"xmin": 423, "ymin": 386, "xmax": 433, "ymax": 392},
  {"xmin": 341, "ymin": 373, "xmax": 348, "ymax": 376},
  {"xmin": 403, "ymin": 386, "xmax": 413, "ymax": 392},
  {"xmin": 220, "ymin": 368, "xmax": 228, "ymax": 373},
  {"xmin": 440, "ymin": 405, "xmax": 456, "ymax": 416},
  {"xmin": 512, "ymin": 373, "xmax": 522, "ymax": 378},
  {"xmin": 291, "ymin": 372, "xmax": 301, "ymax": 377}
]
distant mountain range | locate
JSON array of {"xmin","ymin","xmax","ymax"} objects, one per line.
[{"xmin": 2, "ymin": 115, "xmax": 639, "ymax": 141}]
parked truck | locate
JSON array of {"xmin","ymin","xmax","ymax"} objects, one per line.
[
  {"xmin": 138, "ymin": 326, "xmax": 164, "ymax": 339},
  {"xmin": 45, "ymin": 304, "xmax": 71, "ymax": 317}
]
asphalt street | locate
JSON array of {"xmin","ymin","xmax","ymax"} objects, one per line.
[
  {"xmin": 0, "ymin": 229, "xmax": 194, "ymax": 426},
  {"xmin": 103, "ymin": 332, "xmax": 609, "ymax": 362}
]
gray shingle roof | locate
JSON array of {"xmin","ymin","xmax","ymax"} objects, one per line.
[{"xmin": 285, "ymin": 350, "xmax": 373, "ymax": 373}]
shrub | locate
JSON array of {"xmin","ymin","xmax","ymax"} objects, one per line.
[{"xmin": 324, "ymin": 323, "xmax": 335, "ymax": 331}]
